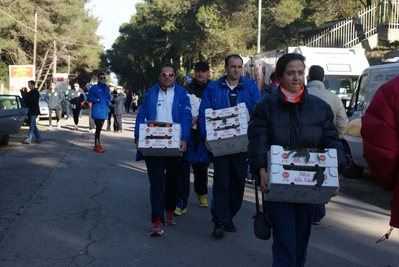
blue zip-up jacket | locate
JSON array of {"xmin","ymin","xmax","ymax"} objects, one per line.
[
  {"xmin": 87, "ymin": 82, "xmax": 111, "ymax": 120},
  {"xmin": 198, "ymin": 75, "xmax": 260, "ymax": 139},
  {"xmin": 134, "ymin": 82, "xmax": 192, "ymax": 161}
]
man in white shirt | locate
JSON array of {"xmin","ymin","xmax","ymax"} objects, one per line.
[{"xmin": 134, "ymin": 63, "xmax": 192, "ymax": 236}]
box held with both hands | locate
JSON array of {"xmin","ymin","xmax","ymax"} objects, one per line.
[
  {"xmin": 138, "ymin": 121, "xmax": 182, "ymax": 157},
  {"xmin": 264, "ymin": 145, "xmax": 339, "ymax": 204},
  {"xmin": 205, "ymin": 103, "xmax": 250, "ymax": 157}
]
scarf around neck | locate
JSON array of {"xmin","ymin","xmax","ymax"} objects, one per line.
[{"xmin": 280, "ymin": 84, "xmax": 304, "ymax": 103}]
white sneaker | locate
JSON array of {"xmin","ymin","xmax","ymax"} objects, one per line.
[
  {"xmin": 74, "ymin": 125, "xmax": 78, "ymax": 130},
  {"xmin": 48, "ymin": 125, "xmax": 52, "ymax": 129},
  {"xmin": 89, "ymin": 129, "xmax": 94, "ymax": 133},
  {"xmin": 57, "ymin": 123, "xmax": 61, "ymax": 129}
]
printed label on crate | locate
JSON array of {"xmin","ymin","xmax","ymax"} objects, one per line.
[
  {"xmin": 264, "ymin": 164, "xmax": 339, "ymax": 204},
  {"xmin": 269, "ymin": 165, "xmax": 338, "ymax": 186},
  {"xmin": 206, "ymin": 123, "xmax": 248, "ymax": 141},
  {"xmin": 139, "ymin": 123, "xmax": 181, "ymax": 137},
  {"xmin": 138, "ymin": 135, "xmax": 181, "ymax": 157},
  {"xmin": 269, "ymin": 145, "xmax": 338, "ymax": 167},
  {"xmin": 205, "ymin": 113, "xmax": 248, "ymax": 130},
  {"xmin": 205, "ymin": 102, "xmax": 248, "ymax": 120}
]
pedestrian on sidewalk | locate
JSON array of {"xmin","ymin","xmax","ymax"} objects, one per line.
[
  {"xmin": 198, "ymin": 54, "xmax": 260, "ymax": 238},
  {"xmin": 21, "ymin": 80, "xmax": 42, "ymax": 144},
  {"xmin": 46, "ymin": 82, "xmax": 63, "ymax": 129},
  {"xmin": 261, "ymin": 71, "xmax": 279, "ymax": 97},
  {"xmin": 307, "ymin": 65, "xmax": 348, "ymax": 225},
  {"xmin": 134, "ymin": 63, "xmax": 192, "ymax": 236},
  {"xmin": 362, "ymin": 75, "xmax": 399, "ymax": 241},
  {"xmin": 175, "ymin": 61, "xmax": 211, "ymax": 216},
  {"xmin": 247, "ymin": 53, "xmax": 345, "ymax": 267},
  {"xmin": 86, "ymin": 73, "xmax": 111, "ymax": 153},
  {"xmin": 62, "ymin": 86, "xmax": 72, "ymax": 120},
  {"xmin": 69, "ymin": 83, "xmax": 86, "ymax": 130},
  {"xmin": 132, "ymin": 93, "xmax": 138, "ymax": 112},
  {"xmin": 113, "ymin": 86, "xmax": 125, "ymax": 132},
  {"xmin": 125, "ymin": 89, "xmax": 132, "ymax": 113},
  {"xmin": 106, "ymin": 84, "xmax": 116, "ymax": 131},
  {"xmin": 85, "ymin": 83, "xmax": 96, "ymax": 133}
]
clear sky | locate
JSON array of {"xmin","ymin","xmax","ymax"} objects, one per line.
[
  {"xmin": 85, "ymin": 0, "xmax": 143, "ymax": 83},
  {"xmin": 85, "ymin": 0, "xmax": 143, "ymax": 50}
]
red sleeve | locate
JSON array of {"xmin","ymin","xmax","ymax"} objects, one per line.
[{"xmin": 361, "ymin": 77, "xmax": 399, "ymax": 191}]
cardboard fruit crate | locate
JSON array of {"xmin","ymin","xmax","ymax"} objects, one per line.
[
  {"xmin": 205, "ymin": 112, "xmax": 248, "ymax": 131},
  {"xmin": 138, "ymin": 122, "xmax": 182, "ymax": 157},
  {"xmin": 264, "ymin": 146, "xmax": 339, "ymax": 204},
  {"xmin": 206, "ymin": 123, "xmax": 248, "ymax": 157}
]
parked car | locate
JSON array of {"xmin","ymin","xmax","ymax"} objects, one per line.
[
  {"xmin": 0, "ymin": 95, "xmax": 29, "ymax": 146},
  {"xmin": 341, "ymin": 63, "xmax": 399, "ymax": 178}
]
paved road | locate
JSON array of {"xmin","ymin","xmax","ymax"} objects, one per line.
[{"xmin": 0, "ymin": 111, "xmax": 398, "ymax": 267}]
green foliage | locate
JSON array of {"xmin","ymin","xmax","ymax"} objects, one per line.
[
  {"xmin": 175, "ymin": 67, "xmax": 187, "ymax": 86},
  {"xmin": 0, "ymin": 0, "xmax": 104, "ymax": 90},
  {"xmin": 107, "ymin": 0, "xmax": 259, "ymax": 91}
]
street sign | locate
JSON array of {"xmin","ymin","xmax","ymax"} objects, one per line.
[{"xmin": 185, "ymin": 75, "xmax": 192, "ymax": 84}]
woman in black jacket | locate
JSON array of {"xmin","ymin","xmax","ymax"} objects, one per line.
[{"xmin": 248, "ymin": 53, "xmax": 345, "ymax": 267}]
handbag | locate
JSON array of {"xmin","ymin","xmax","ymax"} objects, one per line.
[{"xmin": 253, "ymin": 176, "xmax": 273, "ymax": 240}]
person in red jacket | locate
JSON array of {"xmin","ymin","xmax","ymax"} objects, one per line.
[{"xmin": 361, "ymin": 75, "xmax": 399, "ymax": 240}]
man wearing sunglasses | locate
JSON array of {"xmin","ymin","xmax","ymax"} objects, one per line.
[
  {"xmin": 134, "ymin": 63, "xmax": 192, "ymax": 236},
  {"xmin": 86, "ymin": 72, "xmax": 111, "ymax": 153},
  {"xmin": 198, "ymin": 54, "xmax": 261, "ymax": 238}
]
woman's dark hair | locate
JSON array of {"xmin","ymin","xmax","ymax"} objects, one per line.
[{"xmin": 275, "ymin": 53, "xmax": 306, "ymax": 79}]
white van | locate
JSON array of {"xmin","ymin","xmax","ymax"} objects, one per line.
[
  {"xmin": 253, "ymin": 46, "xmax": 370, "ymax": 106},
  {"xmin": 341, "ymin": 63, "xmax": 399, "ymax": 178}
]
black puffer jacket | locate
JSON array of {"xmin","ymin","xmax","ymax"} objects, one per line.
[{"xmin": 247, "ymin": 86, "xmax": 345, "ymax": 175}]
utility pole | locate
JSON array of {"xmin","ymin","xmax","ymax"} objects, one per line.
[
  {"xmin": 257, "ymin": 0, "xmax": 262, "ymax": 53},
  {"xmin": 67, "ymin": 55, "xmax": 70, "ymax": 75},
  {"xmin": 53, "ymin": 41, "xmax": 57, "ymax": 75},
  {"xmin": 33, "ymin": 13, "xmax": 37, "ymax": 78}
]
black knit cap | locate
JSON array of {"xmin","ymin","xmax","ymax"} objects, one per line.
[{"xmin": 194, "ymin": 61, "xmax": 209, "ymax": 71}]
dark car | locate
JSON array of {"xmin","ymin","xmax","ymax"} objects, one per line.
[{"xmin": 0, "ymin": 95, "xmax": 28, "ymax": 146}]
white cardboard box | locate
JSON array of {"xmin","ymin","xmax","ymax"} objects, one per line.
[
  {"xmin": 139, "ymin": 123, "xmax": 181, "ymax": 137},
  {"xmin": 205, "ymin": 112, "xmax": 248, "ymax": 130},
  {"xmin": 205, "ymin": 102, "xmax": 248, "ymax": 120},
  {"xmin": 264, "ymin": 146, "xmax": 339, "ymax": 204},
  {"xmin": 188, "ymin": 93, "xmax": 201, "ymax": 117},
  {"xmin": 269, "ymin": 145, "xmax": 338, "ymax": 167},
  {"xmin": 207, "ymin": 123, "xmax": 248, "ymax": 156},
  {"xmin": 138, "ymin": 123, "xmax": 182, "ymax": 157}
]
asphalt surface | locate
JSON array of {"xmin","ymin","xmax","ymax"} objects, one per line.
[{"xmin": 0, "ymin": 110, "xmax": 398, "ymax": 267}]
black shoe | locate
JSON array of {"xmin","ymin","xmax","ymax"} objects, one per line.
[
  {"xmin": 212, "ymin": 223, "xmax": 225, "ymax": 238},
  {"xmin": 224, "ymin": 222, "xmax": 237, "ymax": 232}
]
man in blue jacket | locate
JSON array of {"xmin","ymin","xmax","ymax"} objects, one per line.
[
  {"xmin": 198, "ymin": 54, "xmax": 260, "ymax": 238},
  {"xmin": 134, "ymin": 63, "xmax": 192, "ymax": 236}
]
